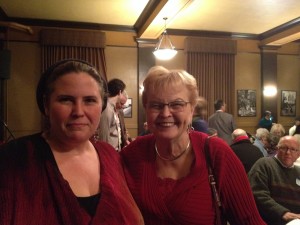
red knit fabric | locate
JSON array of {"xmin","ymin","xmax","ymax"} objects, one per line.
[
  {"xmin": 121, "ymin": 132, "xmax": 266, "ymax": 225},
  {"xmin": 0, "ymin": 133, "xmax": 144, "ymax": 225},
  {"xmin": 232, "ymin": 135, "xmax": 249, "ymax": 144}
]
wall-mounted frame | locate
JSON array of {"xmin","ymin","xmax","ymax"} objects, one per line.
[
  {"xmin": 123, "ymin": 98, "xmax": 132, "ymax": 118},
  {"xmin": 237, "ymin": 89, "xmax": 256, "ymax": 117},
  {"xmin": 281, "ymin": 90, "xmax": 296, "ymax": 116}
]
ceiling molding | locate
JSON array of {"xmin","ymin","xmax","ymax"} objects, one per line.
[
  {"xmin": 2, "ymin": 17, "xmax": 136, "ymax": 33},
  {"xmin": 1, "ymin": 4, "xmax": 300, "ymax": 46},
  {"xmin": 134, "ymin": 0, "xmax": 168, "ymax": 38},
  {"xmin": 167, "ymin": 29, "xmax": 259, "ymax": 40},
  {"xmin": 259, "ymin": 17, "xmax": 300, "ymax": 40}
]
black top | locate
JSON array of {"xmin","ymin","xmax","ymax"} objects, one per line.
[
  {"xmin": 77, "ymin": 193, "xmax": 101, "ymax": 217},
  {"xmin": 230, "ymin": 139, "xmax": 264, "ymax": 173}
]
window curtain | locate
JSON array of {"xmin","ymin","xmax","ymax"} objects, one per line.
[
  {"xmin": 185, "ymin": 37, "xmax": 236, "ymax": 119},
  {"xmin": 40, "ymin": 29, "xmax": 107, "ymax": 80}
]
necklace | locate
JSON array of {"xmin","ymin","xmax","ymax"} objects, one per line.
[{"xmin": 155, "ymin": 140, "xmax": 191, "ymax": 161}]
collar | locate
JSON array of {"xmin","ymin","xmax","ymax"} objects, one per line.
[
  {"xmin": 233, "ymin": 135, "xmax": 249, "ymax": 144},
  {"xmin": 275, "ymin": 155, "xmax": 295, "ymax": 168}
]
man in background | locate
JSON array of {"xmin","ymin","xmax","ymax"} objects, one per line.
[
  {"xmin": 231, "ymin": 128, "xmax": 263, "ymax": 173},
  {"xmin": 117, "ymin": 90, "xmax": 132, "ymax": 149},
  {"xmin": 248, "ymin": 135, "xmax": 300, "ymax": 225},
  {"xmin": 97, "ymin": 78, "xmax": 127, "ymax": 151},
  {"xmin": 208, "ymin": 99, "xmax": 236, "ymax": 145}
]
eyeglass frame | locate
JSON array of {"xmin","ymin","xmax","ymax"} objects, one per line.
[
  {"xmin": 146, "ymin": 100, "xmax": 191, "ymax": 113},
  {"xmin": 277, "ymin": 146, "xmax": 300, "ymax": 153}
]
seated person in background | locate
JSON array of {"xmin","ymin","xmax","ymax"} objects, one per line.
[
  {"xmin": 270, "ymin": 123, "xmax": 286, "ymax": 138},
  {"xmin": 207, "ymin": 127, "xmax": 218, "ymax": 137},
  {"xmin": 246, "ymin": 131, "xmax": 256, "ymax": 143},
  {"xmin": 294, "ymin": 134, "xmax": 300, "ymax": 167},
  {"xmin": 230, "ymin": 129, "xmax": 263, "ymax": 173},
  {"xmin": 139, "ymin": 121, "xmax": 151, "ymax": 136},
  {"xmin": 258, "ymin": 110, "xmax": 273, "ymax": 131},
  {"xmin": 289, "ymin": 116, "xmax": 300, "ymax": 135},
  {"xmin": 293, "ymin": 124, "xmax": 300, "ymax": 136},
  {"xmin": 268, "ymin": 124, "xmax": 286, "ymax": 156},
  {"xmin": 192, "ymin": 96, "xmax": 208, "ymax": 133},
  {"xmin": 248, "ymin": 135, "xmax": 300, "ymax": 225},
  {"xmin": 253, "ymin": 128, "xmax": 270, "ymax": 157}
]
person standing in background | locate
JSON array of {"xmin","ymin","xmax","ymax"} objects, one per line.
[
  {"xmin": 208, "ymin": 99, "xmax": 236, "ymax": 145},
  {"xmin": 258, "ymin": 110, "xmax": 273, "ymax": 131},
  {"xmin": 117, "ymin": 90, "xmax": 133, "ymax": 149},
  {"xmin": 97, "ymin": 78, "xmax": 127, "ymax": 151}
]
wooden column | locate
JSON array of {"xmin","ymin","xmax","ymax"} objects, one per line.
[
  {"xmin": 136, "ymin": 38, "xmax": 156, "ymax": 134},
  {"xmin": 260, "ymin": 45, "xmax": 280, "ymax": 123}
]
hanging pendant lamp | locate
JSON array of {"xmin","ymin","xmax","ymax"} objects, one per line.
[{"xmin": 153, "ymin": 17, "xmax": 177, "ymax": 60}]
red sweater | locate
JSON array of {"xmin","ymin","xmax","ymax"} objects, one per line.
[
  {"xmin": 121, "ymin": 131, "xmax": 266, "ymax": 225},
  {"xmin": 0, "ymin": 133, "xmax": 144, "ymax": 225}
]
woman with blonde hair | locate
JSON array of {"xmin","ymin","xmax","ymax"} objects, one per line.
[{"xmin": 121, "ymin": 66, "xmax": 266, "ymax": 225}]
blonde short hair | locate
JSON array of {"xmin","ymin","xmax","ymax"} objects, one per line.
[{"xmin": 142, "ymin": 66, "xmax": 198, "ymax": 107}]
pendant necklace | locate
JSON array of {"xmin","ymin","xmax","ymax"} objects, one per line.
[{"xmin": 155, "ymin": 140, "xmax": 190, "ymax": 161}]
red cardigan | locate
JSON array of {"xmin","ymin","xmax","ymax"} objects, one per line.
[
  {"xmin": 0, "ymin": 133, "xmax": 144, "ymax": 225},
  {"xmin": 121, "ymin": 131, "xmax": 266, "ymax": 225}
]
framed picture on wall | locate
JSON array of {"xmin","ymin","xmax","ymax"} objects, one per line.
[
  {"xmin": 237, "ymin": 89, "xmax": 256, "ymax": 117},
  {"xmin": 123, "ymin": 98, "xmax": 132, "ymax": 118},
  {"xmin": 281, "ymin": 90, "xmax": 296, "ymax": 116}
]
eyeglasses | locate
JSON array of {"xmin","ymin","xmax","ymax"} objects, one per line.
[
  {"xmin": 277, "ymin": 146, "xmax": 299, "ymax": 153},
  {"xmin": 147, "ymin": 101, "xmax": 190, "ymax": 113}
]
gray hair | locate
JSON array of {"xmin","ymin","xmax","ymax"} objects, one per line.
[
  {"xmin": 255, "ymin": 128, "xmax": 270, "ymax": 140},
  {"xmin": 232, "ymin": 128, "xmax": 247, "ymax": 140}
]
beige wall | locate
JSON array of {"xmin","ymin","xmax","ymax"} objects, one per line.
[
  {"xmin": 6, "ymin": 42, "xmax": 41, "ymax": 137},
  {"xmin": 3, "ymin": 31, "xmax": 300, "ymax": 139},
  {"xmin": 277, "ymin": 54, "xmax": 300, "ymax": 132},
  {"xmin": 105, "ymin": 46, "xmax": 138, "ymax": 137},
  {"xmin": 235, "ymin": 52, "xmax": 261, "ymax": 134}
]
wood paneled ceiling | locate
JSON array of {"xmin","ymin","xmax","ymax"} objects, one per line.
[{"xmin": 1, "ymin": 0, "xmax": 300, "ymax": 46}]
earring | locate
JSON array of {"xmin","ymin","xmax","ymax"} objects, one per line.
[{"xmin": 187, "ymin": 124, "xmax": 194, "ymax": 133}]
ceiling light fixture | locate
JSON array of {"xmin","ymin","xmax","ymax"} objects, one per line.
[{"xmin": 153, "ymin": 17, "xmax": 177, "ymax": 60}]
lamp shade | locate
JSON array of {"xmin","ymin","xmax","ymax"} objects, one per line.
[
  {"xmin": 153, "ymin": 29, "xmax": 177, "ymax": 60},
  {"xmin": 153, "ymin": 49, "xmax": 177, "ymax": 60}
]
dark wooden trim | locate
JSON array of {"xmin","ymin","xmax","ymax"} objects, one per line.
[
  {"xmin": 134, "ymin": 0, "xmax": 165, "ymax": 30},
  {"xmin": 259, "ymin": 17, "xmax": 300, "ymax": 40},
  {"xmin": 167, "ymin": 29, "xmax": 259, "ymax": 39},
  {"xmin": 1, "ymin": 5, "xmax": 299, "ymax": 42},
  {"xmin": 2, "ymin": 17, "xmax": 136, "ymax": 33},
  {"xmin": 0, "ymin": 7, "xmax": 8, "ymax": 20},
  {"xmin": 135, "ymin": 0, "xmax": 168, "ymax": 38}
]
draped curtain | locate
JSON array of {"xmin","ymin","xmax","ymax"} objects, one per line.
[
  {"xmin": 40, "ymin": 29, "xmax": 107, "ymax": 80},
  {"xmin": 185, "ymin": 37, "xmax": 236, "ymax": 120}
]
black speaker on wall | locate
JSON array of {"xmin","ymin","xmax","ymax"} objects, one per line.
[{"xmin": 0, "ymin": 49, "xmax": 11, "ymax": 80}]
